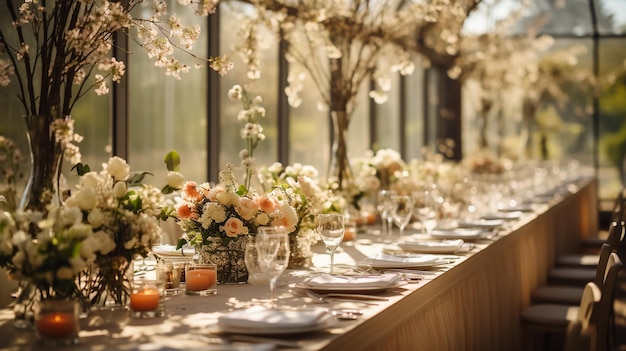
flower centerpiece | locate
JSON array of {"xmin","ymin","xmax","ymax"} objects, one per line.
[
  {"xmin": 259, "ymin": 162, "xmax": 343, "ymax": 268},
  {"xmin": 0, "ymin": 1, "xmax": 232, "ymax": 216},
  {"xmin": 1, "ymin": 206, "xmax": 95, "ymax": 328},
  {"xmin": 65, "ymin": 155, "xmax": 180, "ymax": 309},
  {"xmin": 175, "ymin": 164, "xmax": 297, "ymax": 283}
]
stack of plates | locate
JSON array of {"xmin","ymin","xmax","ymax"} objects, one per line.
[
  {"xmin": 397, "ymin": 239, "xmax": 465, "ymax": 254},
  {"xmin": 297, "ymin": 273, "xmax": 403, "ymax": 293},
  {"xmin": 358, "ymin": 253, "xmax": 452, "ymax": 270},
  {"xmin": 217, "ymin": 306, "xmax": 337, "ymax": 335}
]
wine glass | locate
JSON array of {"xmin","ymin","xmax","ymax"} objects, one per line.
[
  {"xmin": 316, "ymin": 213, "xmax": 345, "ymax": 274},
  {"xmin": 256, "ymin": 226, "xmax": 290, "ymax": 307},
  {"xmin": 391, "ymin": 194, "xmax": 413, "ymax": 239},
  {"xmin": 412, "ymin": 190, "xmax": 438, "ymax": 235},
  {"xmin": 376, "ymin": 189, "xmax": 397, "ymax": 239}
]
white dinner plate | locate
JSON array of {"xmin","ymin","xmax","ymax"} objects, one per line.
[
  {"xmin": 429, "ymin": 228, "xmax": 484, "ymax": 240},
  {"xmin": 216, "ymin": 313, "xmax": 338, "ymax": 335},
  {"xmin": 480, "ymin": 211, "xmax": 523, "ymax": 220},
  {"xmin": 294, "ymin": 281, "xmax": 403, "ymax": 294},
  {"xmin": 456, "ymin": 219, "xmax": 504, "ymax": 229},
  {"xmin": 397, "ymin": 239, "xmax": 465, "ymax": 254},
  {"xmin": 358, "ymin": 254, "xmax": 451, "ymax": 270}
]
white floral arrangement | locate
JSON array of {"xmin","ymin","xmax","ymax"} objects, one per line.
[
  {"xmin": 5, "ymin": 206, "xmax": 96, "ymax": 299},
  {"xmin": 175, "ymin": 164, "xmax": 298, "ymax": 249}
]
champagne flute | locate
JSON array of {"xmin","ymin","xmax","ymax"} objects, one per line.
[
  {"xmin": 412, "ymin": 190, "xmax": 438, "ymax": 235},
  {"xmin": 391, "ymin": 194, "xmax": 413, "ymax": 239},
  {"xmin": 376, "ymin": 189, "xmax": 397, "ymax": 239},
  {"xmin": 256, "ymin": 226, "xmax": 290, "ymax": 307},
  {"xmin": 316, "ymin": 213, "xmax": 345, "ymax": 274}
]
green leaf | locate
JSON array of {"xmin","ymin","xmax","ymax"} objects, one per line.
[
  {"xmin": 128, "ymin": 171, "xmax": 153, "ymax": 185},
  {"xmin": 176, "ymin": 238, "xmax": 188, "ymax": 250},
  {"xmin": 164, "ymin": 150, "xmax": 181, "ymax": 171},
  {"xmin": 71, "ymin": 163, "xmax": 91, "ymax": 176},
  {"xmin": 236, "ymin": 184, "xmax": 248, "ymax": 196},
  {"xmin": 161, "ymin": 185, "xmax": 174, "ymax": 194}
]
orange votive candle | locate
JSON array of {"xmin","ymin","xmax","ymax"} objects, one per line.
[
  {"xmin": 343, "ymin": 227, "xmax": 356, "ymax": 241},
  {"xmin": 130, "ymin": 288, "xmax": 161, "ymax": 311},
  {"xmin": 186, "ymin": 269, "xmax": 217, "ymax": 291},
  {"xmin": 35, "ymin": 313, "xmax": 76, "ymax": 339}
]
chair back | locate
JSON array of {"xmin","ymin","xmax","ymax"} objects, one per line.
[
  {"xmin": 594, "ymin": 252, "xmax": 623, "ymax": 351},
  {"xmin": 593, "ymin": 244, "xmax": 613, "ymax": 287},
  {"xmin": 563, "ymin": 282, "xmax": 602, "ymax": 351}
]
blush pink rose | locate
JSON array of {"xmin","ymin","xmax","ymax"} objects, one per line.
[
  {"xmin": 220, "ymin": 217, "xmax": 248, "ymax": 237},
  {"xmin": 255, "ymin": 196, "xmax": 276, "ymax": 214},
  {"xmin": 236, "ymin": 197, "xmax": 258, "ymax": 221}
]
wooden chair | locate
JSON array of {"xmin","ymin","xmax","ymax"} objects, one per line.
[
  {"xmin": 522, "ymin": 252, "xmax": 623, "ymax": 351},
  {"xmin": 533, "ymin": 241, "xmax": 613, "ymax": 305},
  {"xmin": 557, "ymin": 189, "xmax": 624, "ymax": 269},
  {"xmin": 548, "ymin": 220, "xmax": 624, "ymax": 288}
]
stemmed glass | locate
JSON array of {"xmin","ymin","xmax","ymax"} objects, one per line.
[
  {"xmin": 412, "ymin": 190, "xmax": 438, "ymax": 235},
  {"xmin": 376, "ymin": 190, "xmax": 397, "ymax": 240},
  {"xmin": 316, "ymin": 213, "xmax": 345, "ymax": 274},
  {"xmin": 391, "ymin": 194, "xmax": 413, "ymax": 239},
  {"xmin": 255, "ymin": 226, "xmax": 290, "ymax": 307}
]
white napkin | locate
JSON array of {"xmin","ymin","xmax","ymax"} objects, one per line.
[
  {"xmin": 152, "ymin": 245, "xmax": 195, "ymax": 258},
  {"xmin": 218, "ymin": 306, "xmax": 328, "ymax": 329},
  {"xmin": 303, "ymin": 273, "xmax": 402, "ymax": 289},
  {"xmin": 398, "ymin": 239, "xmax": 464, "ymax": 253},
  {"xmin": 456, "ymin": 219, "xmax": 504, "ymax": 228}
]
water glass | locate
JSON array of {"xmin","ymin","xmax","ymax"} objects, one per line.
[
  {"xmin": 256, "ymin": 226, "xmax": 290, "ymax": 307},
  {"xmin": 316, "ymin": 213, "xmax": 345, "ymax": 274},
  {"xmin": 244, "ymin": 241, "xmax": 269, "ymax": 285},
  {"xmin": 413, "ymin": 190, "xmax": 438, "ymax": 235},
  {"xmin": 391, "ymin": 194, "xmax": 413, "ymax": 239},
  {"xmin": 376, "ymin": 189, "xmax": 397, "ymax": 239}
]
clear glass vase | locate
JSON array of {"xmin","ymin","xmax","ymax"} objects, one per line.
[
  {"xmin": 196, "ymin": 236, "xmax": 249, "ymax": 284},
  {"xmin": 20, "ymin": 115, "xmax": 67, "ymax": 215},
  {"xmin": 328, "ymin": 110, "xmax": 353, "ymax": 190},
  {"xmin": 86, "ymin": 256, "xmax": 134, "ymax": 311}
]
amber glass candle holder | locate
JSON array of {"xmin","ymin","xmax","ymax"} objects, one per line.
[
  {"xmin": 129, "ymin": 280, "xmax": 165, "ymax": 318},
  {"xmin": 34, "ymin": 298, "xmax": 80, "ymax": 347},
  {"xmin": 185, "ymin": 263, "xmax": 217, "ymax": 296}
]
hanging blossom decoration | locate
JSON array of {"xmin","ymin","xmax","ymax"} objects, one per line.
[{"xmin": 228, "ymin": 84, "xmax": 266, "ymax": 191}]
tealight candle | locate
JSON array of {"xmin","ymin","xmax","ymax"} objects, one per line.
[
  {"xmin": 185, "ymin": 263, "xmax": 217, "ymax": 296},
  {"xmin": 130, "ymin": 288, "xmax": 160, "ymax": 311},
  {"xmin": 129, "ymin": 280, "xmax": 165, "ymax": 318},
  {"xmin": 36, "ymin": 312, "xmax": 76, "ymax": 339},
  {"xmin": 34, "ymin": 299, "xmax": 79, "ymax": 346}
]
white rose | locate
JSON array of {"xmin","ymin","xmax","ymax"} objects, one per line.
[
  {"xmin": 69, "ymin": 257, "xmax": 86, "ymax": 273},
  {"xmin": 87, "ymin": 208, "xmax": 105, "ymax": 227},
  {"xmin": 56, "ymin": 266, "xmax": 74, "ymax": 280},
  {"xmin": 94, "ymin": 231, "xmax": 116, "ymax": 255},
  {"xmin": 124, "ymin": 238, "xmax": 137, "ymax": 250},
  {"xmin": 79, "ymin": 237, "xmax": 97, "ymax": 262},
  {"xmin": 107, "ymin": 156, "xmax": 130, "ymax": 181},
  {"xmin": 80, "ymin": 172, "xmax": 103, "ymax": 189},
  {"xmin": 254, "ymin": 212, "xmax": 270, "ymax": 226},
  {"xmin": 113, "ymin": 181, "xmax": 127, "ymax": 198},
  {"xmin": 166, "ymin": 171, "xmax": 185, "ymax": 189},
  {"xmin": 74, "ymin": 188, "xmax": 97, "ymax": 211}
]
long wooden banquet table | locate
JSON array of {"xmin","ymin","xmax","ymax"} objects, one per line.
[{"xmin": 0, "ymin": 179, "xmax": 598, "ymax": 351}]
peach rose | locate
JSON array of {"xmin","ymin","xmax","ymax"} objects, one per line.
[
  {"xmin": 255, "ymin": 195, "xmax": 276, "ymax": 213},
  {"xmin": 220, "ymin": 217, "xmax": 248, "ymax": 237},
  {"xmin": 236, "ymin": 197, "xmax": 258, "ymax": 221}
]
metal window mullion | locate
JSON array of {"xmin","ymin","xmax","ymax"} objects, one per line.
[{"xmin": 112, "ymin": 30, "xmax": 128, "ymax": 161}]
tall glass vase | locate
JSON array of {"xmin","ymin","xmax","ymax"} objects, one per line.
[
  {"xmin": 328, "ymin": 110, "xmax": 353, "ymax": 190},
  {"xmin": 20, "ymin": 115, "xmax": 66, "ymax": 215}
]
